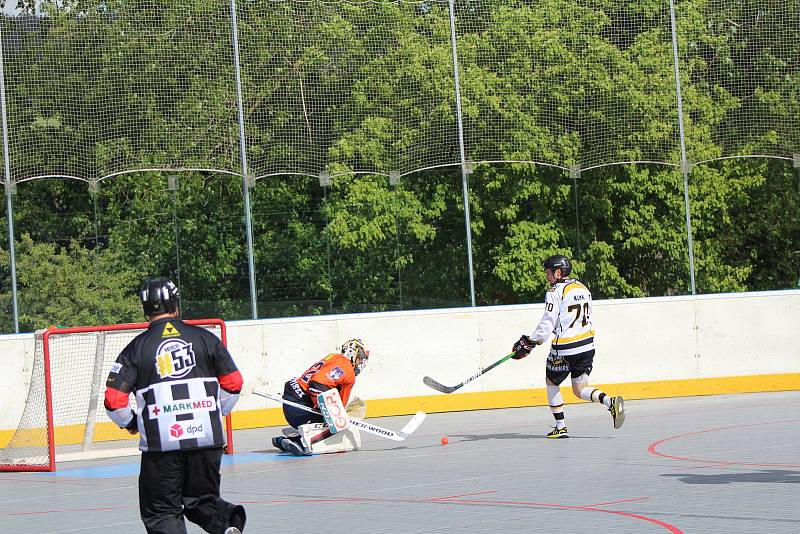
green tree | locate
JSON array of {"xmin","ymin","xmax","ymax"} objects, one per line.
[{"xmin": 0, "ymin": 234, "xmax": 142, "ymax": 331}]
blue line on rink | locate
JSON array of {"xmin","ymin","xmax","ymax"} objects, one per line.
[{"xmin": 34, "ymin": 452, "xmax": 290, "ymax": 478}]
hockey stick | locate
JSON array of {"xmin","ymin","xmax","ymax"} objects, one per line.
[
  {"xmin": 423, "ymin": 352, "xmax": 516, "ymax": 394},
  {"xmin": 253, "ymin": 391, "xmax": 426, "ymax": 442}
]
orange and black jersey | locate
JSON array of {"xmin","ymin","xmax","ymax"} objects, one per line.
[{"xmin": 293, "ymin": 353, "xmax": 356, "ymax": 408}]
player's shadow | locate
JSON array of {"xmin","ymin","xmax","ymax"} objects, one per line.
[{"xmin": 663, "ymin": 470, "xmax": 800, "ymax": 485}]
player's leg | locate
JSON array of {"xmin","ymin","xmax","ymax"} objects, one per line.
[
  {"xmin": 283, "ymin": 396, "xmax": 367, "ymax": 455},
  {"xmin": 139, "ymin": 451, "xmax": 188, "ymax": 534},
  {"xmin": 568, "ymin": 350, "xmax": 624, "ymax": 429},
  {"xmin": 182, "ymin": 447, "xmax": 247, "ymax": 533},
  {"xmin": 273, "ymin": 381, "xmax": 324, "ymax": 452},
  {"xmin": 545, "ymin": 354, "xmax": 570, "ymax": 438}
]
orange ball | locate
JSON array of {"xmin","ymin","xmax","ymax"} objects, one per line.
[{"xmin": 440, "ymin": 436, "xmax": 449, "ymax": 445}]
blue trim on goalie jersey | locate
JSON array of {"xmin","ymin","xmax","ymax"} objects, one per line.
[{"xmin": 32, "ymin": 452, "xmax": 302, "ymax": 478}]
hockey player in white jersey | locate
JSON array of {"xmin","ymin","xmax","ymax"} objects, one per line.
[{"xmin": 511, "ymin": 255, "xmax": 625, "ymax": 438}]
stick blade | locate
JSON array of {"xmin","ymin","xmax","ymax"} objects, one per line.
[
  {"xmin": 423, "ymin": 375, "xmax": 457, "ymax": 394},
  {"xmin": 399, "ymin": 411, "xmax": 427, "ymax": 437}
]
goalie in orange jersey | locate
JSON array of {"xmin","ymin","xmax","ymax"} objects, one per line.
[{"xmin": 272, "ymin": 338, "xmax": 369, "ymax": 456}]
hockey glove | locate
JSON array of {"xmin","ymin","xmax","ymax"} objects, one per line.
[
  {"xmin": 125, "ymin": 413, "xmax": 139, "ymax": 435},
  {"xmin": 512, "ymin": 335, "xmax": 536, "ymax": 359}
]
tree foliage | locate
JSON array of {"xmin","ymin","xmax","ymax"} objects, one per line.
[
  {"xmin": 0, "ymin": 0, "xmax": 797, "ymax": 332},
  {"xmin": 0, "ymin": 234, "xmax": 142, "ymax": 330}
]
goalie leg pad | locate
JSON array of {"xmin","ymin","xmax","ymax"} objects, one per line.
[
  {"xmin": 298, "ymin": 423, "xmax": 361, "ymax": 454},
  {"xmin": 317, "ymin": 389, "xmax": 349, "ymax": 434}
]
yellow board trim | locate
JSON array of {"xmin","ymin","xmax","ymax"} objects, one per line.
[
  {"xmin": 229, "ymin": 372, "xmax": 800, "ymax": 429},
  {"xmin": 3, "ymin": 373, "xmax": 799, "ymax": 447}
]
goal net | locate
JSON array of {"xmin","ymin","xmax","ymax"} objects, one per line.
[{"xmin": 0, "ymin": 319, "xmax": 234, "ymax": 472}]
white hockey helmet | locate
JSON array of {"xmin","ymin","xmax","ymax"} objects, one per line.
[{"xmin": 341, "ymin": 338, "xmax": 369, "ymax": 375}]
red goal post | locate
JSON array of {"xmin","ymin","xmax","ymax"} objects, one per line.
[{"xmin": 0, "ymin": 319, "xmax": 234, "ymax": 472}]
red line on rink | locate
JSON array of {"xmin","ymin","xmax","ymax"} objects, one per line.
[
  {"xmin": 234, "ymin": 494, "xmax": 683, "ymax": 533},
  {"xmin": 5, "ymin": 493, "xmax": 683, "ymax": 532},
  {"xmin": 429, "ymin": 490, "xmax": 498, "ymax": 500},
  {"xmin": 3, "ymin": 505, "xmax": 138, "ymax": 516},
  {"xmin": 647, "ymin": 418, "xmax": 800, "ymax": 468},
  {"xmin": 583, "ymin": 496, "xmax": 652, "ymax": 507},
  {"xmin": 432, "ymin": 498, "xmax": 683, "ymax": 533}
]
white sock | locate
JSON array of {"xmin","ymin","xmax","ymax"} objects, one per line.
[
  {"xmin": 547, "ymin": 383, "xmax": 566, "ymax": 428},
  {"xmin": 579, "ymin": 387, "xmax": 612, "ymax": 407}
]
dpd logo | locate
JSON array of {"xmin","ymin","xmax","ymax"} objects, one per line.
[{"xmin": 168, "ymin": 421, "xmax": 207, "ymax": 441}]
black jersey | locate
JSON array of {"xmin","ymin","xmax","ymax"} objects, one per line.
[{"xmin": 104, "ymin": 317, "xmax": 243, "ymax": 452}]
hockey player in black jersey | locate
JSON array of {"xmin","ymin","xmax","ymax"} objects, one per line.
[{"xmin": 104, "ymin": 277, "xmax": 246, "ymax": 534}]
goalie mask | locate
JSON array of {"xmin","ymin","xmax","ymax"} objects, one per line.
[
  {"xmin": 140, "ymin": 277, "xmax": 180, "ymax": 316},
  {"xmin": 341, "ymin": 338, "xmax": 369, "ymax": 376}
]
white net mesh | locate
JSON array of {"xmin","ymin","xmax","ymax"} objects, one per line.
[
  {"xmin": 238, "ymin": 0, "xmax": 460, "ymax": 179},
  {"xmin": 0, "ymin": 2, "xmax": 238, "ymax": 182},
  {"xmin": 0, "ymin": 0, "xmax": 796, "ymax": 179},
  {"xmin": 679, "ymin": 0, "xmax": 800, "ymax": 163},
  {"xmin": 456, "ymin": 0, "xmax": 682, "ymax": 170},
  {"xmin": 0, "ymin": 0, "xmax": 796, "ymax": 318}
]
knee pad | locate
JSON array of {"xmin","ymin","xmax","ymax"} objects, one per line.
[{"xmin": 546, "ymin": 383, "xmax": 564, "ymax": 409}]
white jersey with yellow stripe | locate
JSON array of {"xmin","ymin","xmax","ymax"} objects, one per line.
[{"xmin": 530, "ymin": 278, "xmax": 595, "ymax": 357}]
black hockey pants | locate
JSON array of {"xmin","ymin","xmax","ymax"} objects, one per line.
[{"xmin": 139, "ymin": 447, "xmax": 246, "ymax": 534}]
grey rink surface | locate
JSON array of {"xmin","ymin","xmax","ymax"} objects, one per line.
[{"xmin": 1, "ymin": 391, "xmax": 799, "ymax": 533}]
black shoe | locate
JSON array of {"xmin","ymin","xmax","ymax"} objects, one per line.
[
  {"xmin": 225, "ymin": 504, "xmax": 246, "ymax": 533},
  {"xmin": 283, "ymin": 439, "xmax": 312, "ymax": 456},
  {"xmin": 546, "ymin": 426, "xmax": 569, "ymax": 439},
  {"xmin": 609, "ymin": 396, "xmax": 625, "ymax": 429},
  {"xmin": 272, "ymin": 436, "xmax": 288, "ymax": 451}
]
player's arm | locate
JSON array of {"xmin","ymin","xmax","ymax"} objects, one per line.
[
  {"xmin": 337, "ymin": 381, "xmax": 354, "ymax": 407},
  {"xmin": 210, "ymin": 335, "xmax": 243, "ymax": 416},
  {"xmin": 307, "ymin": 378, "xmax": 333, "ymax": 408},
  {"xmin": 335, "ymin": 359, "xmax": 357, "ymax": 406},
  {"xmin": 512, "ymin": 289, "xmax": 559, "ymax": 359},
  {"xmin": 531, "ymin": 288, "xmax": 560, "ymax": 344},
  {"xmin": 104, "ymin": 345, "xmax": 138, "ymax": 434},
  {"xmin": 306, "ymin": 359, "xmax": 346, "ymax": 408}
]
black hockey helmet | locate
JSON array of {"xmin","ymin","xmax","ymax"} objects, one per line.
[
  {"xmin": 543, "ymin": 254, "xmax": 572, "ymax": 277},
  {"xmin": 140, "ymin": 277, "xmax": 180, "ymax": 316}
]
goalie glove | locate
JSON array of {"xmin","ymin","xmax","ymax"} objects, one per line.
[{"xmin": 512, "ymin": 335, "xmax": 537, "ymax": 360}]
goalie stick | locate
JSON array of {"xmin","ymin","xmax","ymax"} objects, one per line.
[
  {"xmin": 423, "ymin": 352, "xmax": 516, "ymax": 394},
  {"xmin": 253, "ymin": 391, "xmax": 426, "ymax": 442}
]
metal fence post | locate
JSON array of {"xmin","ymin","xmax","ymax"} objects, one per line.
[
  {"xmin": 669, "ymin": 0, "xmax": 697, "ymax": 295},
  {"xmin": 0, "ymin": 23, "xmax": 19, "ymax": 332},
  {"xmin": 230, "ymin": 0, "xmax": 259, "ymax": 318},
  {"xmin": 448, "ymin": 0, "xmax": 476, "ymax": 307}
]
